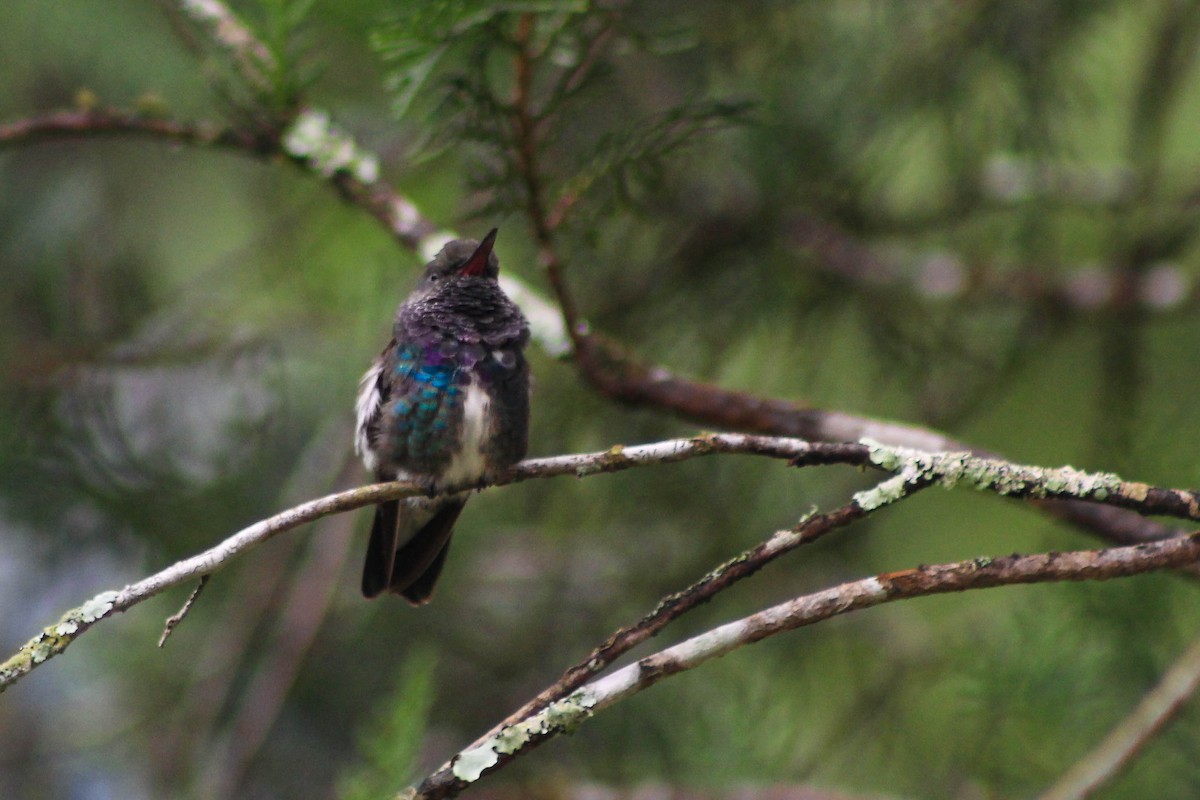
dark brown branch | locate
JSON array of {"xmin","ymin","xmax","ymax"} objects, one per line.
[
  {"xmin": 0, "ymin": 108, "xmax": 274, "ymax": 154},
  {"xmin": 570, "ymin": 333, "xmax": 1190, "ymax": 549},
  {"xmin": 0, "ymin": 107, "xmax": 438, "ymax": 252}
]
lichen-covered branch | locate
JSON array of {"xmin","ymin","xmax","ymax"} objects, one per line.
[
  {"xmin": 437, "ymin": 439, "xmax": 1200, "ymax": 779},
  {"xmin": 413, "ymin": 533, "xmax": 1200, "ymax": 800},
  {"xmin": 6, "ymin": 433, "xmax": 1193, "ymax": 695},
  {"xmin": 831, "ymin": 439, "xmax": 1200, "ymax": 522}
]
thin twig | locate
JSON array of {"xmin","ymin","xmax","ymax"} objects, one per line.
[
  {"xmin": 510, "ymin": 12, "xmax": 591, "ymax": 356},
  {"xmin": 158, "ymin": 576, "xmax": 211, "ymax": 647}
]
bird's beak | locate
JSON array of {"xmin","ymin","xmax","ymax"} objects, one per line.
[{"xmin": 460, "ymin": 228, "xmax": 499, "ymax": 277}]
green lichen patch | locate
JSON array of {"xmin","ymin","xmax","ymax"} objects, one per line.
[
  {"xmin": 451, "ymin": 744, "xmax": 497, "ymax": 784},
  {"xmin": 451, "ymin": 691, "xmax": 597, "ymax": 783},
  {"xmin": 860, "ymin": 438, "xmax": 1126, "ymax": 503},
  {"xmin": 853, "ymin": 474, "xmax": 911, "ymax": 511},
  {"xmin": 958, "ymin": 460, "xmax": 1123, "ymax": 500},
  {"xmin": 79, "ymin": 590, "xmax": 120, "ymax": 622},
  {"xmin": 0, "ymin": 590, "xmax": 124, "ymax": 691}
]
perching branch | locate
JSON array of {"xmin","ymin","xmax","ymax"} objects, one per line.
[
  {"xmin": 3, "ymin": 433, "xmax": 1197, "ymax": 697},
  {"xmin": 413, "ymin": 533, "xmax": 1200, "ymax": 799}
]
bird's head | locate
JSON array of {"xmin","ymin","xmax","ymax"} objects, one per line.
[{"xmin": 418, "ymin": 229, "xmax": 500, "ymax": 293}]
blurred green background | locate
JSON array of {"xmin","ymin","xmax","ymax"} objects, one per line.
[{"xmin": 4, "ymin": 1, "xmax": 1200, "ymax": 798}]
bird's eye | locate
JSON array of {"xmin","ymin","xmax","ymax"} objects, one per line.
[{"xmin": 429, "ymin": 274, "xmax": 439, "ymax": 282}]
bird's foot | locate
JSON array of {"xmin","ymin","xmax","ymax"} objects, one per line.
[{"xmin": 474, "ymin": 468, "xmax": 507, "ymax": 492}]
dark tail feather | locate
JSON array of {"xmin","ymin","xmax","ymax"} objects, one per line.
[
  {"xmin": 391, "ymin": 500, "xmax": 464, "ymax": 605},
  {"xmin": 361, "ymin": 498, "xmax": 466, "ymax": 604},
  {"xmin": 362, "ymin": 500, "xmax": 400, "ymax": 598},
  {"xmin": 399, "ymin": 531, "xmax": 454, "ymax": 604}
]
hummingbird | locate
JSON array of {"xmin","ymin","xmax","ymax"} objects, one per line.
[{"xmin": 354, "ymin": 229, "xmax": 530, "ymax": 603}]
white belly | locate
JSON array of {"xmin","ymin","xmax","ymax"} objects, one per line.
[{"xmin": 442, "ymin": 380, "xmax": 491, "ymax": 486}]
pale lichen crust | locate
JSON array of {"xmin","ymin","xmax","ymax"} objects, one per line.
[
  {"xmin": 855, "ymin": 438, "xmax": 1126, "ymax": 510},
  {"xmin": 451, "ymin": 691, "xmax": 598, "ymax": 782}
]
